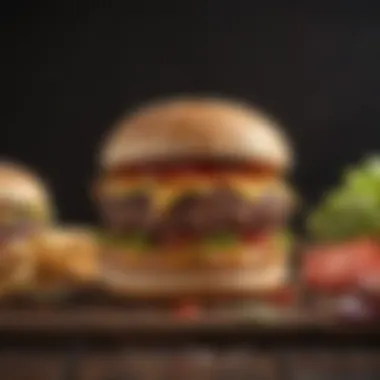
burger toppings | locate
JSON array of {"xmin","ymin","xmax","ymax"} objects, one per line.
[
  {"xmin": 99, "ymin": 190, "xmax": 154, "ymax": 233},
  {"xmin": 100, "ymin": 231, "xmax": 153, "ymax": 253},
  {"xmin": 97, "ymin": 173, "xmax": 293, "ymax": 252},
  {"xmin": 161, "ymin": 187, "xmax": 280, "ymax": 238},
  {"xmin": 200, "ymin": 232, "xmax": 240, "ymax": 252}
]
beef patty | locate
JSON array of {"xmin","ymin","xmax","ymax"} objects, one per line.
[{"xmin": 99, "ymin": 187, "xmax": 292, "ymax": 241}]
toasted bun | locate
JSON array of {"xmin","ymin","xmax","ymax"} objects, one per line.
[
  {"xmin": 101, "ymin": 264, "xmax": 288, "ymax": 299},
  {"xmin": 100, "ymin": 241, "xmax": 290, "ymax": 299},
  {"xmin": 0, "ymin": 160, "xmax": 52, "ymax": 209},
  {"xmin": 100, "ymin": 97, "xmax": 293, "ymax": 173}
]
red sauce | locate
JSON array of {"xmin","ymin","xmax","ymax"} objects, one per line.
[{"xmin": 106, "ymin": 158, "xmax": 278, "ymax": 179}]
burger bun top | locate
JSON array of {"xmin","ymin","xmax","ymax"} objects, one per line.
[{"xmin": 100, "ymin": 97, "xmax": 293, "ymax": 173}]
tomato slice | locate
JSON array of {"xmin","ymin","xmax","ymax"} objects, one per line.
[
  {"xmin": 305, "ymin": 249, "xmax": 353, "ymax": 290},
  {"xmin": 304, "ymin": 238, "xmax": 380, "ymax": 293}
]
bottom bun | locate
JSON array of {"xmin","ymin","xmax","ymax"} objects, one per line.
[{"xmin": 101, "ymin": 264, "xmax": 288, "ymax": 299}]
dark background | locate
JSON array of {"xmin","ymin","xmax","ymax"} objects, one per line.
[{"xmin": 1, "ymin": 1, "xmax": 380, "ymax": 224}]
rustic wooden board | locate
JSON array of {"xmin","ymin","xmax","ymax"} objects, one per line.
[
  {"xmin": 0, "ymin": 348, "xmax": 380, "ymax": 380},
  {"xmin": 0, "ymin": 351, "xmax": 68, "ymax": 380},
  {"xmin": 0, "ymin": 305, "xmax": 319, "ymax": 336},
  {"xmin": 0, "ymin": 304, "xmax": 377, "ymax": 340}
]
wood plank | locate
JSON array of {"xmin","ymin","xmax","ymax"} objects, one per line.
[
  {"xmin": 0, "ymin": 351, "xmax": 67, "ymax": 380},
  {"xmin": 0, "ymin": 305, "xmax": 378, "ymax": 342}
]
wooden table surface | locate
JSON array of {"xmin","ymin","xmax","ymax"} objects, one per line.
[
  {"xmin": 0, "ymin": 304, "xmax": 379, "ymax": 380},
  {"xmin": 0, "ymin": 303, "xmax": 377, "ymax": 341}
]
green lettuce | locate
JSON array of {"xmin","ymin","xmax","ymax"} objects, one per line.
[
  {"xmin": 201, "ymin": 232, "xmax": 240, "ymax": 252},
  {"xmin": 96, "ymin": 230, "xmax": 152, "ymax": 252},
  {"xmin": 308, "ymin": 155, "xmax": 380, "ymax": 242}
]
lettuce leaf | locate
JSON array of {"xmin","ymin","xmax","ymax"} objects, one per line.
[
  {"xmin": 96, "ymin": 230, "xmax": 151, "ymax": 252},
  {"xmin": 308, "ymin": 155, "xmax": 380, "ymax": 242},
  {"xmin": 201, "ymin": 232, "xmax": 240, "ymax": 252}
]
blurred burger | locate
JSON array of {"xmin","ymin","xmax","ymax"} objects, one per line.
[
  {"xmin": 94, "ymin": 97, "xmax": 295, "ymax": 299},
  {"xmin": 0, "ymin": 161, "xmax": 54, "ymax": 245},
  {"xmin": 0, "ymin": 161, "xmax": 54, "ymax": 294}
]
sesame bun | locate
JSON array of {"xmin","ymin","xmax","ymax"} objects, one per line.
[
  {"xmin": 0, "ymin": 160, "xmax": 53, "ymax": 217},
  {"xmin": 100, "ymin": 97, "xmax": 293, "ymax": 173}
]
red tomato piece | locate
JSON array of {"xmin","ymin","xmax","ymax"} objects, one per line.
[
  {"xmin": 304, "ymin": 238, "xmax": 380, "ymax": 293},
  {"xmin": 351, "ymin": 240, "xmax": 380, "ymax": 290},
  {"xmin": 304, "ymin": 246, "xmax": 355, "ymax": 291}
]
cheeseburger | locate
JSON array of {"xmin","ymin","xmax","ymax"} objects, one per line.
[{"xmin": 94, "ymin": 97, "xmax": 295, "ymax": 299}]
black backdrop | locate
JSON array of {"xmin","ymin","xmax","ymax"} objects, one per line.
[{"xmin": 1, "ymin": 1, "xmax": 380, "ymax": 224}]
